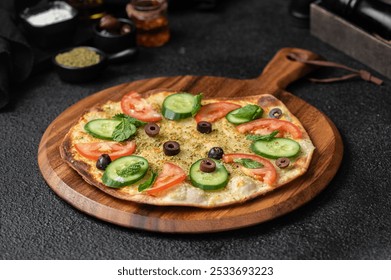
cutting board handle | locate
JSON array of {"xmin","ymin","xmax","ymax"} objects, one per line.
[{"xmin": 254, "ymin": 48, "xmax": 321, "ymax": 94}]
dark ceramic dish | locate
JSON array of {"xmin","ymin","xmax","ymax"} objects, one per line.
[
  {"xmin": 53, "ymin": 46, "xmax": 138, "ymax": 83},
  {"xmin": 20, "ymin": 1, "xmax": 78, "ymax": 49},
  {"xmin": 93, "ymin": 18, "xmax": 138, "ymax": 53}
]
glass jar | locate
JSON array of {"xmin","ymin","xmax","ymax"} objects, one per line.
[{"xmin": 126, "ymin": 0, "xmax": 170, "ymax": 47}]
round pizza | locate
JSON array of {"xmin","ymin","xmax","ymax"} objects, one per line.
[{"xmin": 60, "ymin": 90, "xmax": 315, "ymax": 208}]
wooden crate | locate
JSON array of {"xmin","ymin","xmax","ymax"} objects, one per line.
[{"xmin": 310, "ymin": 3, "xmax": 391, "ymax": 80}]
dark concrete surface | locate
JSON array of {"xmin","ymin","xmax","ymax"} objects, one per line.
[{"xmin": 1, "ymin": 0, "xmax": 390, "ymax": 259}]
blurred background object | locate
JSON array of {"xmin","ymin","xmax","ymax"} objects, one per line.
[
  {"xmin": 289, "ymin": 0, "xmax": 391, "ymax": 40},
  {"xmin": 321, "ymin": 0, "xmax": 391, "ymax": 40},
  {"xmin": 168, "ymin": 0, "xmax": 218, "ymax": 11},
  {"xmin": 126, "ymin": 0, "xmax": 170, "ymax": 47},
  {"xmin": 52, "ymin": 46, "xmax": 137, "ymax": 82},
  {"xmin": 93, "ymin": 15, "xmax": 137, "ymax": 53},
  {"xmin": 289, "ymin": 0, "xmax": 316, "ymax": 27},
  {"xmin": 0, "ymin": 0, "xmax": 35, "ymax": 109},
  {"xmin": 311, "ymin": 1, "xmax": 391, "ymax": 79},
  {"xmin": 20, "ymin": 1, "xmax": 79, "ymax": 48},
  {"xmin": 66, "ymin": 0, "xmax": 106, "ymax": 20}
]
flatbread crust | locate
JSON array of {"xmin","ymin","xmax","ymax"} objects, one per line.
[{"xmin": 60, "ymin": 90, "xmax": 315, "ymax": 208}]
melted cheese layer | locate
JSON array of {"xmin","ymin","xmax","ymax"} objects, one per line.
[{"xmin": 68, "ymin": 91, "xmax": 315, "ymax": 207}]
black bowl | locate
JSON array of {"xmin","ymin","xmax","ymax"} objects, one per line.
[
  {"xmin": 53, "ymin": 46, "xmax": 138, "ymax": 83},
  {"xmin": 20, "ymin": 1, "xmax": 78, "ymax": 49},
  {"xmin": 93, "ymin": 18, "xmax": 137, "ymax": 53},
  {"xmin": 53, "ymin": 46, "xmax": 107, "ymax": 83}
]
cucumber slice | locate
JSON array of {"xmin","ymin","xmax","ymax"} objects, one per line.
[
  {"xmin": 226, "ymin": 112, "xmax": 249, "ymax": 124},
  {"xmin": 162, "ymin": 93, "xmax": 197, "ymax": 120},
  {"xmin": 189, "ymin": 159, "xmax": 229, "ymax": 191},
  {"xmin": 102, "ymin": 156, "xmax": 149, "ymax": 188},
  {"xmin": 226, "ymin": 104, "xmax": 263, "ymax": 124},
  {"xmin": 251, "ymin": 138, "xmax": 301, "ymax": 159},
  {"xmin": 84, "ymin": 119, "xmax": 121, "ymax": 140}
]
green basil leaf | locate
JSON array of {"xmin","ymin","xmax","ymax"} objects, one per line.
[
  {"xmin": 246, "ymin": 130, "xmax": 279, "ymax": 142},
  {"xmin": 231, "ymin": 104, "xmax": 263, "ymax": 120},
  {"xmin": 138, "ymin": 171, "xmax": 158, "ymax": 192},
  {"xmin": 117, "ymin": 162, "xmax": 145, "ymax": 177},
  {"xmin": 112, "ymin": 113, "xmax": 127, "ymax": 120},
  {"xmin": 234, "ymin": 158, "xmax": 264, "ymax": 169},
  {"xmin": 191, "ymin": 93, "xmax": 203, "ymax": 116},
  {"xmin": 113, "ymin": 113, "xmax": 146, "ymax": 128},
  {"xmin": 112, "ymin": 120, "xmax": 136, "ymax": 142}
]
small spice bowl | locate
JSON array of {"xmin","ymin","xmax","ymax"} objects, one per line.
[
  {"xmin": 93, "ymin": 17, "xmax": 137, "ymax": 53},
  {"xmin": 20, "ymin": 1, "xmax": 78, "ymax": 49},
  {"xmin": 53, "ymin": 46, "xmax": 138, "ymax": 83}
]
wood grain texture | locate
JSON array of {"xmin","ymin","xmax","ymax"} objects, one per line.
[{"xmin": 38, "ymin": 48, "xmax": 343, "ymax": 233}]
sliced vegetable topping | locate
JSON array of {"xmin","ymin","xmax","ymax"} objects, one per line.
[
  {"xmin": 138, "ymin": 170, "xmax": 158, "ymax": 192},
  {"xmin": 197, "ymin": 121, "xmax": 212, "ymax": 134},
  {"xmin": 190, "ymin": 159, "xmax": 229, "ymax": 191},
  {"xmin": 236, "ymin": 118, "xmax": 303, "ymax": 139},
  {"xmin": 222, "ymin": 153, "xmax": 277, "ymax": 185},
  {"xmin": 195, "ymin": 102, "xmax": 241, "ymax": 123},
  {"xmin": 74, "ymin": 141, "xmax": 136, "ymax": 161},
  {"xmin": 269, "ymin": 108, "xmax": 283, "ymax": 119},
  {"xmin": 113, "ymin": 113, "xmax": 146, "ymax": 127},
  {"xmin": 162, "ymin": 93, "xmax": 202, "ymax": 120},
  {"xmin": 251, "ymin": 138, "xmax": 301, "ymax": 159},
  {"xmin": 84, "ymin": 119, "xmax": 122, "ymax": 140},
  {"xmin": 163, "ymin": 141, "xmax": 180, "ymax": 156},
  {"xmin": 199, "ymin": 158, "xmax": 216, "ymax": 173},
  {"xmin": 121, "ymin": 91, "xmax": 162, "ymax": 122},
  {"xmin": 191, "ymin": 94, "xmax": 203, "ymax": 116},
  {"xmin": 102, "ymin": 155, "xmax": 149, "ymax": 188},
  {"xmin": 208, "ymin": 147, "xmax": 224, "ymax": 160},
  {"xmin": 275, "ymin": 157, "xmax": 290, "ymax": 169},
  {"xmin": 144, "ymin": 122, "xmax": 160, "ymax": 137},
  {"xmin": 246, "ymin": 130, "xmax": 279, "ymax": 142},
  {"xmin": 233, "ymin": 158, "xmax": 263, "ymax": 169},
  {"xmin": 96, "ymin": 154, "xmax": 111, "ymax": 170},
  {"xmin": 146, "ymin": 162, "xmax": 186, "ymax": 195},
  {"xmin": 84, "ymin": 117, "xmax": 139, "ymax": 142},
  {"xmin": 226, "ymin": 104, "xmax": 263, "ymax": 124},
  {"xmin": 112, "ymin": 119, "xmax": 137, "ymax": 142}
]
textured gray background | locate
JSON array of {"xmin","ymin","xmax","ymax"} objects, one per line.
[{"xmin": 1, "ymin": 0, "xmax": 390, "ymax": 259}]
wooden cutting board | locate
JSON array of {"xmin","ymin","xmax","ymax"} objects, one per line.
[{"xmin": 38, "ymin": 48, "xmax": 343, "ymax": 233}]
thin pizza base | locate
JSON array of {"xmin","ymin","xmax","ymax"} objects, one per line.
[{"xmin": 60, "ymin": 90, "xmax": 315, "ymax": 208}]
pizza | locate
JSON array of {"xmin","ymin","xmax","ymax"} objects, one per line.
[{"xmin": 60, "ymin": 90, "xmax": 315, "ymax": 208}]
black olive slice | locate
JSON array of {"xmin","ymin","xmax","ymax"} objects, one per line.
[
  {"xmin": 208, "ymin": 147, "xmax": 224, "ymax": 160},
  {"xmin": 200, "ymin": 159, "xmax": 216, "ymax": 173},
  {"xmin": 269, "ymin": 108, "xmax": 283, "ymax": 119},
  {"xmin": 163, "ymin": 141, "xmax": 180, "ymax": 156},
  {"xmin": 275, "ymin": 157, "xmax": 290, "ymax": 168},
  {"xmin": 197, "ymin": 121, "xmax": 212, "ymax": 134},
  {"xmin": 145, "ymin": 122, "xmax": 160, "ymax": 137},
  {"xmin": 96, "ymin": 154, "xmax": 112, "ymax": 170}
]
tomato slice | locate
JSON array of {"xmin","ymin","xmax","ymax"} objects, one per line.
[
  {"xmin": 146, "ymin": 163, "xmax": 187, "ymax": 196},
  {"xmin": 195, "ymin": 102, "xmax": 241, "ymax": 123},
  {"xmin": 222, "ymin": 153, "xmax": 277, "ymax": 185},
  {"xmin": 121, "ymin": 91, "xmax": 162, "ymax": 122},
  {"xmin": 74, "ymin": 141, "xmax": 136, "ymax": 161},
  {"xmin": 236, "ymin": 118, "xmax": 302, "ymax": 139}
]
